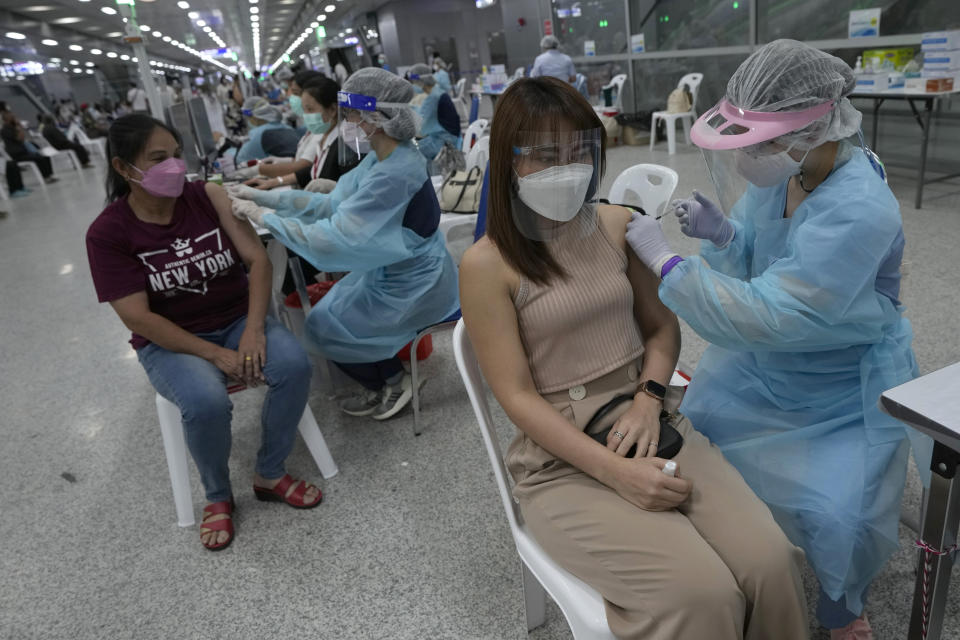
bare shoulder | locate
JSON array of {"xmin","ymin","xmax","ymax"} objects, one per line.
[
  {"xmin": 460, "ymin": 236, "xmax": 520, "ymax": 296},
  {"xmin": 597, "ymin": 203, "xmax": 631, "ymax": 251},
  {"xmin": 204, "ymin": 181, "xmax": 226, "ymax": 201}
]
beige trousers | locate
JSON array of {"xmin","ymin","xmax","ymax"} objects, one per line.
[{"xmin": 506, "ymin": 362, "xmax": 809, "ymax": 640}]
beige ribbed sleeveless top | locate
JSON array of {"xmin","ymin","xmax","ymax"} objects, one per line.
[{"xmin": 513, "ymin": 220, "xmax": 644, "ymax": 394}]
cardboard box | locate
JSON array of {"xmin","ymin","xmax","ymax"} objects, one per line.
[
  {"xmin": 922, "ymin": 30, "xmax": 960, "ymax": 51},
  {"xmin": 923, "ymin": 49, "xmax": 960, "ymax": 71},
  {"xmin": 906, "ymin": 76, "xmax": 955, "ymax": 92},
  {"xmin": 863, "ymin": 48, "xmax": 916, "ymax": 71}
]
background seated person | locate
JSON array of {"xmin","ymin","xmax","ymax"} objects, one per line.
[
  {"xmin": 1, "ymin": 111, "xmax": 57, "ymax": 184},
  {"xmin": 233, "ymin": 98, "xmax": 294, "ymax": 165},
  {"xmin": 407, "ymin": 63, "xmax": 461, "ymax": 167},
  {"xmin": 40, "ymin": 113, "xmax": 92, "ymax": 168}
]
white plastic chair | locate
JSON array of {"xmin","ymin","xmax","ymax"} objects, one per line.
[
  {"xmin": 68, "ymin": 123, "xmax": 107, "ymax": 160},
  {"xmin": 0, "ymin": 145, "xmax": 47, "ymax": 191},
  {"xmin": 156, "ymin": 388, "xmax": 339, "ymax": 527},
  {"xmin": 35, "ymin": 134, "xmax": 82, "ymax": 175},
  {"xmin": 465, "ymin": 135, "xmax": 489, "ymax": 171},
  {"xmin": 650, "ymin": 72, "xmax": 704, "ymax": 155},
  {"xmin": 461, "ymin": 118, "xmax": 488, "ymax": 153},
  {"xmin": 607, "ymin": 164, "xmax": 680, "ymax": 219},
  {"xmin": 602, "ymin": 74, "xmax": 627, "ymax": 110},
  {"xmin": 452, "ymin": 320, "xmax": 615, "ymax": 637},
  {"xmin": 0, "ymin": 158, "xmax": 7, "ymax": 201}
]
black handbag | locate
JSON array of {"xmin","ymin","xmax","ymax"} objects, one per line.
[{"xmin": 585, "ymin": 394, "xmax": 684, "ymax": 459}]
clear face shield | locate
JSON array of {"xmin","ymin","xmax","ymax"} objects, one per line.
[
  {"xmin": 510, "ymin": 128, "xmax": 602, "ymax": 242},
  {"xmin": 337, "ymin": 90, "xmax": 410, "ymax": 166},
  {"xmin": 691, "ymin": 99, "xmax": 835, "ymax": 214}
]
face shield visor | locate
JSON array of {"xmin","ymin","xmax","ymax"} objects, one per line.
[
  {"xmin": 337, "ymin": 90, "xmax": 410, "ymax": 166},
  {"xmin": 509, "ymin": 128, "xmax": 602, "ymax": 242},
  {"xmin": 690, "ymin": 99, "xmax": 834, "ymax": 214}
]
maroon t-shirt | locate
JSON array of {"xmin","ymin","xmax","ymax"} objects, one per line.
[{"xmin": 86, "ymin": 181, "xmax": 249, "ymax": 349}]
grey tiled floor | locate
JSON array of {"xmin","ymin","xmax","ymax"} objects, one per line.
[{"xmin": 1, "ymin": 140, "xmax": 958, "ymax": 639}]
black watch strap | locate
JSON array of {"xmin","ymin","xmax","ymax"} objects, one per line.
[{"xmin": 638, "ymin": 380, "xmax": 666, "ymax": 401}]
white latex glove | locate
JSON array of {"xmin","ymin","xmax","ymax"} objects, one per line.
[
  {"xmin": 304, "ymin": 178, "xmax": 337, "ymax": 194},
  {"xmin": 626, "ymin": 212, "xmax": 679, "ymax": 276},
  {"xmin": 233, "ymin": 165, "xmax": 260, "ymax": 180},
  {"xmin": 230, "ymin": 197, "xmax": 272, "ymax": 226},
  {"xmin": 671, "ymin": 190, "xmax": 734, "ymax": 248}
]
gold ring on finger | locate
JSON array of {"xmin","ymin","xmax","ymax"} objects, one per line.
[
  {"xmin": 648, "ymin": 442, "xmax": 658, "ymax": 448},
  {"xmin": 245, "ymin": 356, "xmax": 253, "ymax": 361}
]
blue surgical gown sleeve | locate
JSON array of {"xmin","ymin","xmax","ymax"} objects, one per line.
[
  {"xmin": 417, "ymin": 87, "xmax": 443, "ymax": 136},
  {"xmin": 660, "ymin": 160, "xmax": 904, "ymax": 353},
  {"xmin": 259, "ymin": 147, "xmax": 428, "ymax": 272},
  {"xmin": 235, "ymin": 124, "xmax": 268, "ymax": 164}
]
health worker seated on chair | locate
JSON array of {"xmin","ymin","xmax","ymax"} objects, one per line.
[
  {"xmin": 244, "ymin": 76, "xmax": 360, "ymax": 195},
  {"xmin": 458, "ymin": 77, "xmax": 808, "ymax": 640},
  {"xmin": 85, "ymin": 114, "xmax": 322, "ymax": 553},
  {"xmin": 624, "ymin": 39, "xmax": 930, "ymax": 639},
  {"xmin": 232, "ymin": 98, "xmax": 295, "ymax": 165},
  {"xmin": 227, "ymin": 68, "xmax": 459, "ymax": 422},
  {"xmin": 407, "ymin": 63, "xmax": 461, "ymax": 167}
]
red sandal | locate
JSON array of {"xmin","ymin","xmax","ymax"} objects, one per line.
[
  {"xmin": 200, "ymin": 498, "xmax": 235, "ymax": 551},
  {"xmin": 253, "ymin": 474, "xmax": 322, "ymax": 509}
]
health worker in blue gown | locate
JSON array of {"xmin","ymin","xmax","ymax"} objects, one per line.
[
  {"xmin": 228, "ymin": 68, "xmax": 459, "ymax": 422},
  {"xmin": 408, "ymin": 63, "xmax": 461, "ymax": 168},
  {"xmin": 233, "ymin": 98, "xmax": 294, "ymax": 165},
  {"xmin": 624, "ymin": 39, "xmax": 931, "ymax": 639}
]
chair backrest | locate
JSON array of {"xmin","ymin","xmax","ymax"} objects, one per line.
[
  {"xmin": 454, "ymin": 77, "xmax": 466, "ymax": 101},
  {"xmin": 513, "ymin": 66, "xmax": 525, "ymax": 79},
  {"xmin": 465, "ymin": 135, "xmax": 489, "ymax": 171},
  {"xmin": 600, "ymin": 74, "xmax": 628, "ymax": 109},
  {"xmin": 607, "ymin": 163, "xmax": 680, "ymax": 219},
  {"xmin": 462, "ymin": 118, "xmax": 488, "ymax": 152},
  {"xmin": 452, "ymin": 320, "xmax": 523, "ymax": 534},
  {"xmin": 678, "ymin": 72, "xmax": 704, "ymax": 111}
]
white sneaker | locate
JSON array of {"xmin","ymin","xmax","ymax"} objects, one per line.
[
  {"xmin": 338, "ymin": 388, "xmax": 382, "ymax": 416},
  {"xmin": 372, "ymin": 374, "xmax": 414, "ymax": 421}
]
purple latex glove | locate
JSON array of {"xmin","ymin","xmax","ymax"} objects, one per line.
[{"xmin": 671, "ymin": 190, "xmax": 735, "ymax": 248}]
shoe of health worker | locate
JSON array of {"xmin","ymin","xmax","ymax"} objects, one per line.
[
  {"xmin": 339, "ymin": 388, "xmax": 382, "ymax": 417},
  {"xmin": 372, "ymin": 374, "xmax": 414, "ymax": 421}
]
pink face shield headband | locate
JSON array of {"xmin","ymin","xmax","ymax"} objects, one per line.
[{"xmin": 690, "ymin": 99, "xmax": 836, "ymax": 151}]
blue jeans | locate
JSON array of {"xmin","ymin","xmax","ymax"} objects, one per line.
[{"xmin": 138, "ymin": 316, "xmax": 312, "ymax": 502}]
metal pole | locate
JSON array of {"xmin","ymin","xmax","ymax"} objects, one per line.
[
  {"xmin": 116, "ymin": 1, "xmax": 165, "ymax": 120},
  {"xmin": 907, "ymin": 442, "xmax": 960, "ymax": 640}
]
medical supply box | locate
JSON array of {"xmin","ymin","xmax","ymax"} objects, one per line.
[
  {"xmin": 922, "ymin": 30, "xmax": 960, "ymax": 51},
  {"xmin": 923, "ymin": 50, "xmax": 960, "ymax": 72},
  {"xmin": 855, "ymin": 72, "xmax": 905, "ymax": 92},
  {"xmin": 863, "ymin": 48, "xmax": 915, "ymax": 71}
]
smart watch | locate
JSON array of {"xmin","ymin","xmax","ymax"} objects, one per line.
[{"xmin": 637, "ymin": 380, "xmax": 666, "ymax": 402}]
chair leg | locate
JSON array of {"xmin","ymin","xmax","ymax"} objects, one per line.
[
  {"xmin": 155, "ymin": 394, "xmax": 196, "ymax": 527},
  {"xmin": 296, "ymin": 405, "xmax": 339, "ymax": 479},
  {"xmin": 649, "ymin": 114, "xmax": 657, "ymax": 151},
  {"xmin": 410, "ymin": 332, "xmax": 425, "ymax": 436},
  {"xmin": 681, "ymin": 115, "xmax": 692, "ymax": 145},
  {"xmin": 521, "ymin": 562, "xmax": 548, "ymax": 632},
  {"xmin": 666, "ymin": 118, "xmax": 677, "ymax": 155}
]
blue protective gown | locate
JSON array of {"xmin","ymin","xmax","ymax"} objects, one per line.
[
  {"xmin": 416, "ymin": 84, "xmax": 459, "ymax": 161},
  {"xmin": 259, "ymin": 141, "xmax": 460, "ymax": 363},
  {"xmin": 235, "ymin": 122, "xmax": 290, "ymax": 164},
  {"xmin": 659, "ymin": 150, "xmax": 932, "ymax": 616},
  {"xmin": 434, "ymin": 68, "xmax": 452, "ymax": 93}
]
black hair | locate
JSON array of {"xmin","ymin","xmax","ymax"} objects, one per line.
[
  {"xmin": 105, "ymin": 113, "xmax": 182, "ymax": 203},
  {"xmin": 293, "ymin": 70, "xmax": 322, "ymax": 90},
  {"xmin": 301, "ymin": 76, "xmax": 340, "ymax": 109}
]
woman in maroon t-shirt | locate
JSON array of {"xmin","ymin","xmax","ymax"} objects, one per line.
[{"xmin": 86, "ymin": 114, "xmax": 322, "ymax": 551}]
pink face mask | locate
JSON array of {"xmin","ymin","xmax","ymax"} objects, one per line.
[{"xmin": 130, "ymin": 157, "xmax": 187, "ymax": 198}]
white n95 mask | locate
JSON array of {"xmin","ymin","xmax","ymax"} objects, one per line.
[
  {"xmin": 516, "ymin": 163, "xmax": 594, "ymax": 222},
  {"xmin": 734, "ymin": 147, "xmax": 810, "ymax": 188}
]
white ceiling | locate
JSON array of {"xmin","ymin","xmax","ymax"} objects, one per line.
[{"xmin": 0, "ymin": 0, "xmax": 378, "ymax": 76}]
